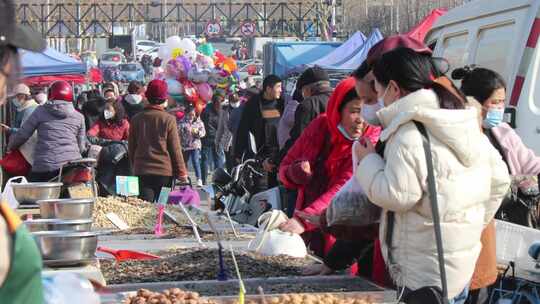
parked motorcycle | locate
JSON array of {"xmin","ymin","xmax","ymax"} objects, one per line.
[{"xmin": 206, "ymin": 158, "xmax": 285, "ymax": 227}]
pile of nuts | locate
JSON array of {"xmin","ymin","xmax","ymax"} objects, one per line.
[
  {"xmin": 101, "ymin": 248, "xmax": 312, "ymax": 285},
  {"xmin": 230, "ymin": 294, "xmax": 375, "ymax": 304},
  {"xmin": 124, "ymin": 288, "xmax": 217, "ymax": 304},
  {"xmin": 93, "ymin": 196, "xmax": 205, "ymax": 229}
]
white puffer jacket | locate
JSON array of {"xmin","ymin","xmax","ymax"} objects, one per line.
[{"xmin": 356, "ymin": 89, "xmax": 510, "ymax": 298}]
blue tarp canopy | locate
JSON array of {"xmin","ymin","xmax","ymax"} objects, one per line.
[
  {"xmin": 307, "ymin": 31, "xmax": 367, "ymax": 70},
  {"xmin": 266, "ymin": 41, "xmax": 342, "ymax": 78},
  {"xmin": 20, "ymin": 47, "xmax": 86, "ymax": 77}
]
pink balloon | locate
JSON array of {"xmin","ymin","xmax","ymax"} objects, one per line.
[{"xmin": 197, "ymin": 83, "xmax": 213, "ymax": 102}]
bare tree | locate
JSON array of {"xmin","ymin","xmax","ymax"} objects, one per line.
[{"xmin": 341, "ymin": 0, "xmax": 466, "ymax": 37}]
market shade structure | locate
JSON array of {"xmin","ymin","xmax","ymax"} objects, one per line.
[
  {"xmin": 332, "ymin": 29, "xmax": 384, "ymax": 71},
  {"xmin": 310, "ymin": 31, "xmax": 367, "ymax": 68},
  {"xmin": 19, "ymin": 47, "xmax": 86, "ymax": 78},
  {"xmin": 288, "ymin": 29, "xmax": 383, "ymax": 73},
  {"xmin": 23, "ymin": 74, "xmax": 87, "ymax": 86},
  {"xmin": 407, "ymin": 8, "xmax": 448, "ymax": 42},
  {"xmin": 264, "ymin": 41, "xmax": 342, "ymax": 78}
]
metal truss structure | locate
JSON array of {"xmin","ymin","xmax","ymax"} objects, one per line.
[{"xmin": 15, "ymin": 1, "xmax": 341, "ymax": 39}]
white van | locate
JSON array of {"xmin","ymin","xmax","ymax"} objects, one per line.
[{"xmin": 426, "ymin": 0, "xmax": 540, "ymax": 153}]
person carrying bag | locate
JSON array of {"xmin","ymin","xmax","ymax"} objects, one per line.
[{"xmin": 395, "ymin": 121, "xmax": 449, "ymax": 303}]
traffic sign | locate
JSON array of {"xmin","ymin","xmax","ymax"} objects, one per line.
[
  {"xmin": 205, "ymin": 21, "xmax": 222, "ymax": 37},
  {"xmin": 240, "ymin": 21, "xmax": 256, "ymax": 37}
]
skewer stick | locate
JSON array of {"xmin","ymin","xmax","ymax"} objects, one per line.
[
  {"xmin": 229, "ymin": 245, "xmax": 246, "ymax": 294},
  {"xmin": 204, "ymin": 212, "xmax": 223, "ymax": 246},
  {"xmin": 178, "ymin": 203, "xmax": 203, "ymax": 245},
  {"xmin": 223, "ymin": 206, "xmax": 240, "ymax": 238}
]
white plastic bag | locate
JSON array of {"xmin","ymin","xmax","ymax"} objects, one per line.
[
  {"xmin": 247, "ymin": 210, "xmax": 307, "ymax": 258},
  {"xmin": 2, "ymin": 176, "xmax": 27, "ymax": 209},
  {"xmin": 326, "ymin": 141, "xmax": 381, "ymax": 227}
]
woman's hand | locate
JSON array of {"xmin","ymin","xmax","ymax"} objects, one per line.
[
  {"xmin": 354, "ymin": 138, "xmax": 376, "ymax": 163},
  {"xmin": 279, "ymin": 218, "xmax": 305, "ymax": 234},
  {"xmin": 302, "ymin": 263, "xmax": 334, "ymax": 276},
  {"xmin": 295, "ymin": 211, "xmax": 320, "ymax": 228}
]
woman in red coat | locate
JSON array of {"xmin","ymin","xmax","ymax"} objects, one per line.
[
  {"xmin": 278, "ymin": 77, "xmax": 380, "ymax": 257},
  {"xmin": 87, "ymin": 100, "xmax": 130, "ymax": 145}
]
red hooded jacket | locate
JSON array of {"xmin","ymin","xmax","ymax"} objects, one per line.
[{"xmin": 279, "ymin": 77, "xmax": 380, "ymax": 256}]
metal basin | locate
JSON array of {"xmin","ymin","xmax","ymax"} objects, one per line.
[
  {"xmin": 24, "ymin": 219, "xmax": 92, "ymax": 232},
  {"xmin": 32, "ymin": 231, "xmax": 98, "ymax": 261},
  {"xmin": 12, "ymin": 182, "xmax": 63, "ymax": 205},
  {"xmin": 38, "ymin": 198, "xmax": 94, "ymax": 220}
]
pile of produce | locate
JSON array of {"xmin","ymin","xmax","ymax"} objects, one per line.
[
  {"xmin": 124, "ymin": 289, "xmax": 376, "ymax": 304},
  {"xmin": 124, "ymin": 288, "xmax": 216, "ymax": 304},
  {"xmin": 112, "ymin": 226, "xmax": 253, "ymax": 241},
  {"xmin": 229, "ymin": 294, "xmax": 375, "ymax": 304},
  {"xmin": 93, "ymin": 196, "xmax": 206, "ymax": 229},
  {"xmin": 101, "ymin": 248, "xmax": 312, "ymax": 285}
]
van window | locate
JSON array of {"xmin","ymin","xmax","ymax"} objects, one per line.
[
  {"xmin": 474, "ymin": 23, "xmax": 515, "ymax": 77},
  {"xmin": 442, "ymin": 33, "xmax": 468, "ymax": 74}
]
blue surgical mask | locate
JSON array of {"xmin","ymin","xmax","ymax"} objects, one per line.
[
  {"xmin": 483, "ymin": 108, "xmax": 504, "ymax": 129},
  {"xmin": 338, "ymin": 124, "xmax": 356, "ymax": 141}
]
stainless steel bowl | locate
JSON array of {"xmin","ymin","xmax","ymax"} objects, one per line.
[
  {"xmin": 38, "ymin": 198, "xmax": 94, "ymax": 220},
  {"xmin": 12, "ymin": 182, "xmax": 63, "ymax": 205},
  {"xmin": 24, "ymin": 219, "xmax": 92, "ymax": 232},
  {"xmin": 32, "ymin": 231, "xmax": 98, "ymax": 261}
]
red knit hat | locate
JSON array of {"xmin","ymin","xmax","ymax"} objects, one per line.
[{"xmin": 145, "ymin": 79, "xmax": 168, "ymax": 103}]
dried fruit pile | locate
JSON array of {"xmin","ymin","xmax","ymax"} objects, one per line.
[
  {"xmin": 101, "ymin": 248, "xmax": 312, "ymax": 285},
  {"xmin": 93, "ymin": 196, "xmax": 206, "ymax": 229},
  {"xmin": 124, "ymin": 288, "xmax": 216, "ymax": 304}
]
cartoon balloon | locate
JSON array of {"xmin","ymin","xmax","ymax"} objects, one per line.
[
  {"xmin": 197, "ymin": 43, "xmax": 215, "ymax": 57},
  {"xmin": 158, "ymin": 45, "xmax": 171, "ymax": 61},
  {"xmin": 165, "ymin": 78, "xmax": 184, "ymax": 95},
  {"xmin": 171, "ymin": 48, "xmax": 184, "ymax": 59},
  {"xmin": 197, "ymin": 83, "xmax": 213, "ymax": 102},
  {"xmin": 165, "ymin": 36, "xmax": 182, "ymax": 50},
  {"xmin": 223, "ymin": 57, "xmax": 237, "ymax": 73},
  {"xmin": 181, "ymin": 38, "xmax": 197, "ymax": 58}
]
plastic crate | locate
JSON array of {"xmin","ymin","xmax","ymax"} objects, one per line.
[{"xmin": 496, "ymin": 220, "xmax": 540, "ymax": 264}]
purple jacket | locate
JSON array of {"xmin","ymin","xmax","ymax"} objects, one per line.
[
  {"xmin": 491, "ymin": 123, "xmax": 540, "ymax": 175},
  {"xmin": 8, "ymin": 100, "xmax": 86, "ymax": 172}
]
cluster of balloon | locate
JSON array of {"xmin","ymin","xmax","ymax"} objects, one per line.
[{"xmin": 155, "ymin": 35, "xmax": 241, "ymax": 115}]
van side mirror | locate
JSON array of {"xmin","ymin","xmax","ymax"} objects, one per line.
[{"xmin": 505, "ymin": 107, "xmax": 517, "ymax": 128}]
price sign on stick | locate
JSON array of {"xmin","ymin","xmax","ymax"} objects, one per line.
[
  {"xmin": 157, "ymin": 187, "xmax": 171, "ymax": 205},
  {"xmin": 116, "ymin": 176, "xmax": 139, "ymax": 197}
]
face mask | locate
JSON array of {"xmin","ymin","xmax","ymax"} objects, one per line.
[
  {"xmin": 104, "ymin": 110, "xmax": 114, "ymax": 120},
  {"xmin": 125, "ymin": 94, "xmax": 143, "ymax": 105},
  {"xmin": 377, "ymin": 85, "xmax": 389, "ymax": 107},
  {"xmin": 230, "ymin": 102, "xmax": 240, "ymax": 108},
  {"xmin": 35, "ymin": 93, "xmax": 47, "ymax": 104},
  {"xmin": 361, "ymin": 101, "xmax": 383, "ymax": 126},
  {"xmin": 337, "ymin": 124, "xmax": 356, "ymax": 141},
  {"xmin": 483, "ymin": 108, "xmax": 504, "ymax": 129},
  {"xmin": 11, "ymin": 98, "xmax": 22, "ymax": 108}
]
